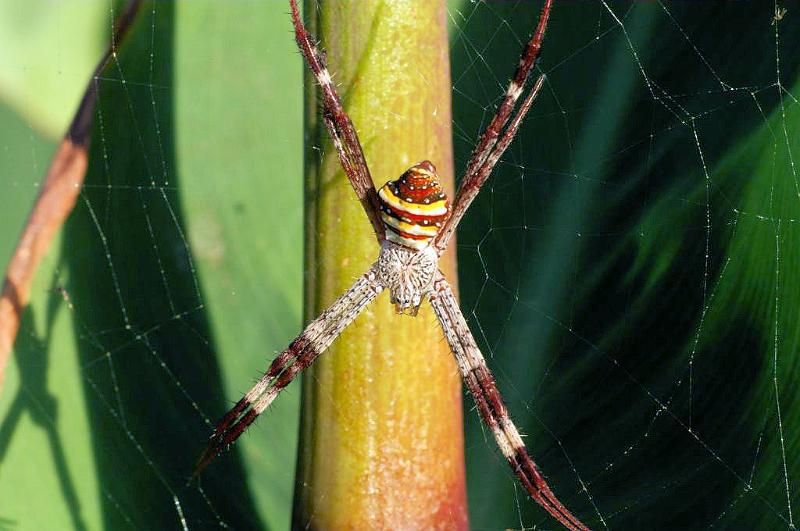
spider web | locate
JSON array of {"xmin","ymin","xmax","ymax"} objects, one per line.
[{"xmin": 0, "ymin": 1, "xmax": 798, "ymax": 529}]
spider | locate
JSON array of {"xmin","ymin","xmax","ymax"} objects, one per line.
[{"xmin": 197, "ymin": 1, "xmax": 588, "ymax": 529}]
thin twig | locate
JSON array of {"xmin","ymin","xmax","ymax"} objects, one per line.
[{"xmin": 0, "ymin": 0, "xmax": 143, "ymax": 390}]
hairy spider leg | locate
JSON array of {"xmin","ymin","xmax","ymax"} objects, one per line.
[
  {"xmin": 437, "ymin": 74, "xmax": 544, "ymax": 254},
  {"xmin": 196, "ymin": 266, "xmax": 383, "ymax": 475},
  {"xmin": 435, "ymin": 0, "xmax": 553, "ymax": 251},
  {"xmin": 429, "ymin": 274, "xmax": 589, "ymax": 531},
  {"xmin": 289, "ymin": 0, "xmax": 385, "ymax": 241}
]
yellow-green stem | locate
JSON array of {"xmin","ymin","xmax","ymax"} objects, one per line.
[{"xmin": 294, "ymin": 1, "xmax": 467, "ymax": 528}]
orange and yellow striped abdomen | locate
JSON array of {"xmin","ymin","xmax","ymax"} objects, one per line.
[{"xmin": 377, "ymin": 161, "xmax": 450, "ymax": 250}]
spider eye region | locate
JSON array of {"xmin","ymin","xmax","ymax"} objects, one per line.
[
  {"xmin": 377, "ymin": 242, "xmax": 438, "ymax": 315},
  {"xmin": 377, "ymin": 160, "xmax": 450, "ymax": 251}
]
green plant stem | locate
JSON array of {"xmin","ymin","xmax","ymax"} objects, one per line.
[{"xmin": 294, "ymin": 1, "xmax": 468, "ymax": 529}]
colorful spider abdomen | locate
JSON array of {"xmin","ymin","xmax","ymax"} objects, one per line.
[{"xmin": 377, "ymin": 161, "xmax": 450, "ymax": 250}]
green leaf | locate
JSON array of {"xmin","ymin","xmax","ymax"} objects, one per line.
[
  {"xmin": 0, "ymin": 0, "xmax": 106, "ymax": 138},
  {"xmin": 0, "ymin": 104, "xmax": 99, "ymax": 530},
  {"xmin": 1, "ymin": 2, "xmax": 303, "ymax": 529}
]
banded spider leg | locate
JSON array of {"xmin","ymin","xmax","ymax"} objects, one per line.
[
  {"xmin": 195, "ymin": 266, "xmax": 383, "ymax": 473},
  {"xmin": 429, "ymin": 273, "xmax": 587, "ymax": 531},
  {"xmin": 434, "ymin": 0, "xmax": 552, "ymax": 251},
  {"xmin": 289, "ymin": 0, "xmax": 385, "ymax": 241}
]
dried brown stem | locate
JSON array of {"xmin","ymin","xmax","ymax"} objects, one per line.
[{"xmin": 0, "ymin": 0, "xmax": 143, "ymax": 390}]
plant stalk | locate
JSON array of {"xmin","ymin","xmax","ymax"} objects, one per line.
[{"xmin": 294, "ymin": 1, "xmax": 468, "ymax": 528}]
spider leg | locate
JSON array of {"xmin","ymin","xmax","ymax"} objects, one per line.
[
  {"xmin": 435, "ymin": 0, "xmax": 553, "ymax": 252},
  {"xmin": 429, "ymin": 273, "xmax": 588, "ymax": 531},
  {"xmin": 195, "ymin": 265, "xmax": 383, "ymax": 475},
  {"xmin": 289, "ymin": 0, "xmax": 386, "ymax": 242},
  {"xmin": 435, "ymin": 75, "xmax": 544, "ymax": 252}
]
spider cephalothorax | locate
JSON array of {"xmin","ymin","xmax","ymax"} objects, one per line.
[
  {"xmin": 377, "ymin": 240, "xmax": 438, "ymax": 315},
  {"xmin": 199, "ymin": 2, "xmax": 588, "ymax": 529}
]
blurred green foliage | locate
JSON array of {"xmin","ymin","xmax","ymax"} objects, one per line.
[{"xmin": 1, "ymin": 1, "xmax": 799, "ymax": 529}]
